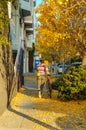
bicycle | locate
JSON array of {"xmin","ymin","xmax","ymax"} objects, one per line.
[
  {"xmin": 40, "ymin": 74, "xmax": 52, "ymax": 98},
  {"xmin": 46, "ymin": 74, "xmax": 52, "ymax": 98}
]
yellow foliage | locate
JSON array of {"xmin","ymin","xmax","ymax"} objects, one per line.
[
  {"xmin": 35, "ymin": 0, "xmax": 86, "ymax": 62},
  {"xmin": 44, "ymin": 60, "xmax": 49, "ymax": 66},
  {"xmin": 11, "ymin": 85, "xmax": 86, "ymax": 130}
]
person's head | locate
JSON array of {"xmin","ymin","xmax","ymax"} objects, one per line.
[{"xmin": 40, "ymin": 58, "xmax": 44, "ymax": 63}]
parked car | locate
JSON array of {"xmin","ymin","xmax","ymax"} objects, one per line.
[
  {"xmin": 50, "ymin": 64, "xmax": 54, "ymax": 71},
  {"xmin": 48, "ymin": 64, "xmax": 54, "ymax": 72},
  {"xmin": 71, "ymin": 62, "xmax": 82, "ymax": 67},
  {"xmin": 57, "ymin": 65, "xmax": 63, "ymax": 74},
  {"xmin": 57, "ymin": 64, "xmax": 68, "ymax": 74}
]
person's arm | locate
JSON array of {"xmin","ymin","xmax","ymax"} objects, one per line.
[{"xmin": 45, "ymin": 65, "xmax": 50, "ymax": 75}]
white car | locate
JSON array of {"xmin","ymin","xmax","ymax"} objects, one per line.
[
  {"xmin": 57, "ymin": 64, "xmax": 68, "ymax": 74},
  {"xmin": 57, "ymin": 65, "xmax": 63, "ymax": 74}
]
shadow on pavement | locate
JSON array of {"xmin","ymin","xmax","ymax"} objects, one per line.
[
  {"xmin": 8, "ymin": 106, "xmax": 59, "ymax": 130},
  {"xmin": 23, "ymin": 73, "xmax": 58, "ymax": 99},
  {"xmin": 20, "ymin": 86, "xmax": 58, "ymax": 100},
  {"xmin": 20, "ymin": 86, "xmax": 39, "ymax": 98}
]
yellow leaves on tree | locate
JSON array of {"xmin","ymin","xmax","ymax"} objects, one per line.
[
  {"xmin": 35, "ymin": 0, "xmax": 78, "ymax": 62},
  {"xmin": 36, "ymin": 0, "xmax": 86, "ymax": 64}
]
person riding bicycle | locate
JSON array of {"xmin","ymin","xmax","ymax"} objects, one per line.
[{"xmin": 37, "ymin": 58, "xmax": 49, "ymax": 98}]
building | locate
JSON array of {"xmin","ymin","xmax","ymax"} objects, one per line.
[{"xmin": 9, "ymin": 0, "xmax": 36, "ymax": 89}]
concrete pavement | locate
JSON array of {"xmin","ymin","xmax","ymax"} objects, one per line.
[
  {"xmin": 0, "ymin": 88, "xmax": 60, "ymax": 130},
  {"xmin": 0, "ymin": 72, "xmax": 86, "ymax": 130}
]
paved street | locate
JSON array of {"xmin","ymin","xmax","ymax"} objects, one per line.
[{"xmin": 0, "ymin": 73, "xmax": 86, "ymax": 130}]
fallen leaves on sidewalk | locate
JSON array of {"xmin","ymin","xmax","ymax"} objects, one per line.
[{"xmin": 10, "ymin": 87, "xmax": 86, "ymax": 130}]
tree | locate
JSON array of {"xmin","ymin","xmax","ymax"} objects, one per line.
[
  {"xmin": 0, "ymin": 0, "xmax": 18, "ymax": 107},
  {"xmin": 35, "ymin": 0, "xmax": 86, "ymax": 64},
  {"xmin": 0, "ymin": 0, "xmax": 18, "ymax": 45},
  {"xmin": 62, "ymin": 0, "xmax": 86, "ymax": 64}
]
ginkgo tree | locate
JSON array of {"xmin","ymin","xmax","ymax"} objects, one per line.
[
  {"xmin": 62, "ymin": 0, "xmax": 86, "ymax": 64},
  {"xmin": 35, "ymin": 0, "xmax": 86, "ymax": 64}
]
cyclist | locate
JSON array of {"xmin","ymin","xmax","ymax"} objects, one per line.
[{"xmin": 37, "ymin": 58, "xmax": 49, "ymax": 98}]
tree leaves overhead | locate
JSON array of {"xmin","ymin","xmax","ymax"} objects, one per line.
[{"xmin": 36, "ymin": 0, "xmax": 86, "ymax": 63}]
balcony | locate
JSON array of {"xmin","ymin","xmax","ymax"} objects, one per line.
[
  {"xmin": 26, "ymin": 35, "xmax": 34, "ymax": 49},
  {"xmin": 19, "ymin": 0, "xmax": 31, "ymax": 17},
  {"xmin": 25, "ymin": 28, "xmax": 33, "ymax": 35},
  {"xmin": 24, "ymin": 16, "xmax": 33, "ymax": 28},
  {"xmin": 24, "ymin": 16, "xmax": 33, "ymax": 35},
  {"xmin": 33, "ymin": 0, "xmax": 36, "ymax": 7}
]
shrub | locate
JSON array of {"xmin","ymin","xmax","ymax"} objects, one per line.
[{"xmin": 52, "ymin": 65, "xmax": 86, "ymax": 100}]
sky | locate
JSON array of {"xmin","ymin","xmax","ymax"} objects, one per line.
[
  {"xmin": 36, "ymin": 0, "xmax": 42, "ymax": 7},
  {"xmin": 35, "ymin": 0, "xmax": 42, "ymax": 17}
]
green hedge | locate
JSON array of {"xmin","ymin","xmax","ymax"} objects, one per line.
[{"xmin": 52, "ymin": 65, "xmax": 86, "ymax": 100}]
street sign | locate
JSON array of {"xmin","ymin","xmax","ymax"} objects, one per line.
[{"xmin": 34, "ymin": 59, "xmax": 40, "ymax": 69}]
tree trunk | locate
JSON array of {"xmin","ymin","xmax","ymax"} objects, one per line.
[{"xmin": 82, "ymin": 52, "xmax": 86, "ymax": 65}]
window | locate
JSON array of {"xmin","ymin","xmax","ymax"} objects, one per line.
[{"xmin": 24, "ymin": 0, "xmax": 29, "ymax": 2}]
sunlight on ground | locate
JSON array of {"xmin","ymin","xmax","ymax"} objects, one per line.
[
  {"xmin": 10, "ymin": 74, "xmax": 86, "ymax": 129},
  {"xmin": 10, "ymin": 87, "xmax": 86, "ymax": 130}
]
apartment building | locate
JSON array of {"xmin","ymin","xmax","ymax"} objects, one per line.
[
  {"xmin": 9, "ymin": 0, "xmax": 36, "ymax": 88},
  {"xmin": 24, "ymin": 0, "xmax": 36, "ymax": 72}
]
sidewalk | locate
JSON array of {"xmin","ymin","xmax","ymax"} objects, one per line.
[
  {"xmin": 0, "ymin": 73, "xmax": 86, "ymax": 130},
  {"xmin": 0, "ymin": 88, "xmax": 60, "ymax": 130}
]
